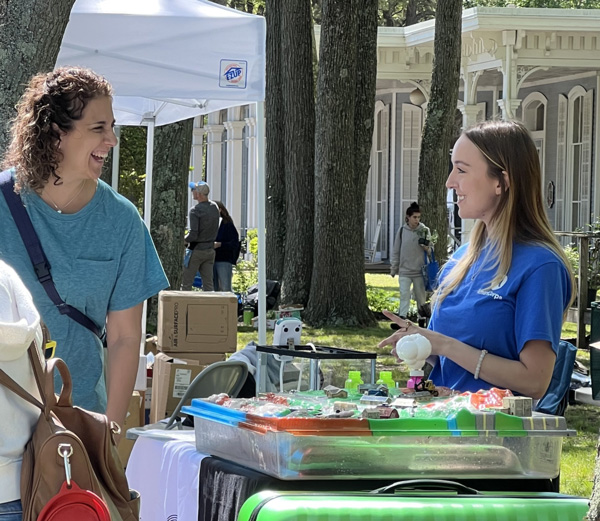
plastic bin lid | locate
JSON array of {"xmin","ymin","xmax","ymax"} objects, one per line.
[{"xmin": 182, "ymin": 399, "xmax": 247, "ymax": 426}]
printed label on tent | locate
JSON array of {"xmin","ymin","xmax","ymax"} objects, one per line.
[
  {"xmin": 220, "ymin": 60, "xmax": 247, "ymax": 89},
  {"xmin": 172, "ymin": 368, "xmax": 193, "ymax": 398}
]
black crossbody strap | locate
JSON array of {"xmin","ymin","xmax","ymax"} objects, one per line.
[{"xmin": 0, "ymin": 170, "xmax": 105, "ymax": 341}]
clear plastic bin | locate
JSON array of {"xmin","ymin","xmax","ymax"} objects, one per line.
[{"xmin": 184, "ymin": 401, "xmax": 573, "ymax": 481}]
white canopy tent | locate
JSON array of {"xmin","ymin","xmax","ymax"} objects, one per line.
[{"xmin": 56, "ymin": 0, "xmax": 269, "ymax": 346}]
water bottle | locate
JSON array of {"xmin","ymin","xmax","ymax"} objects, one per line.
[{"xmin": 344, "ymin": 370, "xmax": 363, "ymax": 391}]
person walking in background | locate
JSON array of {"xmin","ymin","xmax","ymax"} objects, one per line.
[
  {"xmin": 0, "ymin": 67, "xmax": 168, "ymax": 428},
  {"xmin": 0, "ymin": 261, "xmax": 44, "ymax": 521},
  {"xmin": 213, "ymin": 201, "xmax": 240, "ymax": 292},
  {"xmin": 389, "ymin": 202, "xmax": 432, "ymax": 319},
  {"xmin": 182, "ymin": 181, "xmax": 220, "ymax": 291}
]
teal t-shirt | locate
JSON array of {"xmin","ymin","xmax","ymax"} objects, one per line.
[{"xmin": 0, "ymin": 176, "xmax": 169, "ymax": 412}]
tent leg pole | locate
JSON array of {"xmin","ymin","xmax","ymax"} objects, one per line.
[
  {"xmin": 256, "ymin": 102, "xmax": 267, "ymax": 346},
  {"xmin": 256, "ymin": 101, "xmax": 267, "ymax": 395},
  {"xmin": 111, "ymin": 126, "xmax": 121, "ymax": 191},
  {"xmin": 140, "ymin": 119, "xmax": 155, "ymax": 353}
]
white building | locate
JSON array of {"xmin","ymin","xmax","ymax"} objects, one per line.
[{"xmin": 190, "ymin": 7, "xmax": 600, "ymax": 261}]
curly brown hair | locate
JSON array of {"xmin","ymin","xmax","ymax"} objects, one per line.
[{"xmin": 2, "ymin": 66, "xmax": 113, "ymax": 192}]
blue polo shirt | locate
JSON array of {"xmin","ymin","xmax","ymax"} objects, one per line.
[{"xmin": 429, "ymin": 242, "xmax": 571, "ymax": 393}]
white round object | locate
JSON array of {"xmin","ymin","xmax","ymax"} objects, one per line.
[
  {"xmin": 395, "ymin": 338, "xmax": 418, "ymax": 361},
  {"xmin": 395, "ymin": 334, "xmax": 432, "ymax": 370}
]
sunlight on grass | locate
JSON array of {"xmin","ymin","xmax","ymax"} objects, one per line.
[
  {"xmin": 561, "ymin": 434, "xmax": 596, "ymax": 497},
  {"xmin": 366, "ymin": 273, "xmax": 397, "ymax": 293}
]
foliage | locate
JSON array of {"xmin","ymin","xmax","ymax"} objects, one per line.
[
  {"xmin": 219, "ymin": 0, "xmax": 264, "ymax": 13},
  {"xmin": 564, "ymin": 244, "xmax": 580, "ymax": 275},
  {"xmin": 564, "ymin": 235, "xmax": 600, "ymax": 290},
  {"xmin": 246, "ymin": 228, "xmax": 259, "ymax": 256},
  {"xmin": 584, "ymin": 218, "xmax": 600, "ymax": 289},
  {"xmin": 117, "ymin": 126, "xmax": 147, "ymax": 213},
  {"xmin": 232, "ymin": 229, "xmax": 258, "ymax": 294},
  {"xmin": 366, "ymin": 284, "xmax": 398, "ymax": 313},
  {"xmin": 379, "ymin": 0, "xmax": 437, "ymax": 26},
  {"xmin": 464, "ymin": 0, "xmax": 600, "ymax": 7}
]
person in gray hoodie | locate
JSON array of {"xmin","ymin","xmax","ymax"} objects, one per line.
[
  {"xmin": 389, "ymin": 202, "xmax": 431, "ymax": 319},
  {"xmin": 0, "ymin": 260, "xmax": 44, "ymax": 521}
]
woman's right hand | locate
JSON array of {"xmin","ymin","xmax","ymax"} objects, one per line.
[{"xmin": 378, "ymin": 310, "xmax": 447, "ymax": 360}]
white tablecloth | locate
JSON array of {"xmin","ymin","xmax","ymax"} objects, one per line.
[{"xmin": 126, "ymin": 431, "xmax": 206, "ymax": 521}]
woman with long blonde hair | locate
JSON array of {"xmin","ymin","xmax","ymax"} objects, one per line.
[{"xmin": 380, "ymin": 120, "xmax": 573, "ymax": 399}]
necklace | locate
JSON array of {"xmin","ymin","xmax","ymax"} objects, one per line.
[{"xmin": 44, "ymin": 180, "xmax": 87, "ymax": 214}]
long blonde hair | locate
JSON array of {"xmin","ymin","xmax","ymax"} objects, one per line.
[{"xmin": 434, "ymin": 120, "xmax": 574, "ymax": 313}]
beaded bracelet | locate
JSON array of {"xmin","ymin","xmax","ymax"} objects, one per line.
[{"xmin": 474, "ymin": 349, "xmax": 488, "ymax": 380}]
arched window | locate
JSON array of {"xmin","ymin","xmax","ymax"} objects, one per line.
[{"xmin": 556, "ymin": 86, "xmax": 593, "ymax": 232}]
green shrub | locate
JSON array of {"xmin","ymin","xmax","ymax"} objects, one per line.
[
  {"xmin": 232, "ymin": 228, "xmax": 258, "ymax": 294},
  {"xmin": 366, "ymin": 284, "xmax": 397, "ymax": 314}
]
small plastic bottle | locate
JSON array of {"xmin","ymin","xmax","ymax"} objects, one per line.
[
  {"xmin": 243, "ymin": 305, "xmax": 254, "ymax": 326},
  {"xmin": 406, "ymin": 369, "xmax": 424, "ymax": 389},
  {"xmin": 344, "ymin": 370, "xmax": 363, "ymax": 391},
  {"xmin": 376, "ymin": 371, "xmax": 395, "ymax": 389}
]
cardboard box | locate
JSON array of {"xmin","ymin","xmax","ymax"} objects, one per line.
[
  {"xmin": 118, "ymin": 392, "xmax": 143, "ymax": 466},
  {"xmin": 275, "ymin": 307, "xmax": 303, "ymax": 320},
  {"xmin": 149, "ymin": 352, "xmax": 225, "ymax": 423},
  {"xmin": 157, "ymin": 291, "xmax": 237, "ymax": 353}
]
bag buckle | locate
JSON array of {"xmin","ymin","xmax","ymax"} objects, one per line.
[
  {"xmin": 34, "ymin": 261, "xmax": 52, "ymax": 284},
  {"xmin": 58, "ymin": 443, "xmax": 73, "ymax": 487}
]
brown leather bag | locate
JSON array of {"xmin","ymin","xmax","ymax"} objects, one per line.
[{"xmin": 0, "ymin": 339, "xmax": 140, "ymax": 521}]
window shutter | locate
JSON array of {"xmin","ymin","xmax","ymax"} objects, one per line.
[
  {"xmin": 556, "ymin": 94, "xmax": 567, "ymax": 231},
  {"xmin": 380, "ymin": 107, "xmax": 390, "ymax": 254},
  {"xmin": 401, "ymin": 104, "xmax": 422, "ymax": 205},
  {"xmin": 581, "ymin": 89, "xmax": 593, "ymax": 225}
]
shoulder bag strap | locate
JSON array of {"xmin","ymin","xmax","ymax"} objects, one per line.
[
  {"xmin": 0, "ymin": 170, "xmax": 104, "ymax": 341},
  {"xmin": 0, "ymin": 341, "xmax": 44, "ymax": 410}
]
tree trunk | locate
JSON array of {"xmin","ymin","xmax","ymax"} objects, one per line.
[
  {"xmin": 265, "ymin": 0, "xmax": 286, "ymax": 283},
  {"xmin": 146, "ymin": 119, "xmax": 194, "ymax": 332},
  {"xmin": 405, "ymin": 0, "xmax": 420, "ymax": 26},
  {"xmin": 417, "ymin": 0, "xmax": 462, "ymax": 264},
  {"xmin": 351, "ymin": 0, "xmax": 379, "ymax": 319},
  {"xmin": 0, "ymin": 0, "xmax": 76, "ymax": 155},
  {"xmin": 305, "ymin": 0, "xmax": 378, "ymax": 327},
  {"xmin": 279, "ymin": 0, "xmax": 315, "ymax": 308}
]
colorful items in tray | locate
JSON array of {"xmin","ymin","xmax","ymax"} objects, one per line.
[{"xmin": 198, "ymin": 387, "xmax": 533, "ymax": 423}]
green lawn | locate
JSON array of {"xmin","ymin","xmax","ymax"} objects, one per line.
[{"xmin": 236, "ymin": 273, "xmax": 598, "ymax": 498}]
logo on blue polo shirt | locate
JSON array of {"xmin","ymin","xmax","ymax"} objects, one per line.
[{"xmin": 477, "ymin": 275, "xmax": 507, "ymax": 300}]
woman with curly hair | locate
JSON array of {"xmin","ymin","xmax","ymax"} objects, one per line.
[{"xmin": 0, "ymin": 67, "xmax": 168, "ymax": 428}]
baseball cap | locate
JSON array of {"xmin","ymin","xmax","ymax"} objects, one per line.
[{"xmin": 189, "ymin": 181, "xmax": 210, "ymax": 195}]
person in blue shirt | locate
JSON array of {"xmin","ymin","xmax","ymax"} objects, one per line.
[
  {"xmin": 212, "ymin": 201, "xmax": 240, "ymax": 292},
  {"xmin": 379, "ymin": 120, "xmax": 574, "ymax": 399},
  {"xmin": 0, "ymin": 67, "xmax": 168, "ymax": 428}
]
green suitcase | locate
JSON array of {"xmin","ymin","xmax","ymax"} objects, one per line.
[{"xmin": 237, "ymin": 480, "xmax": 589, "ymax": 521}]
